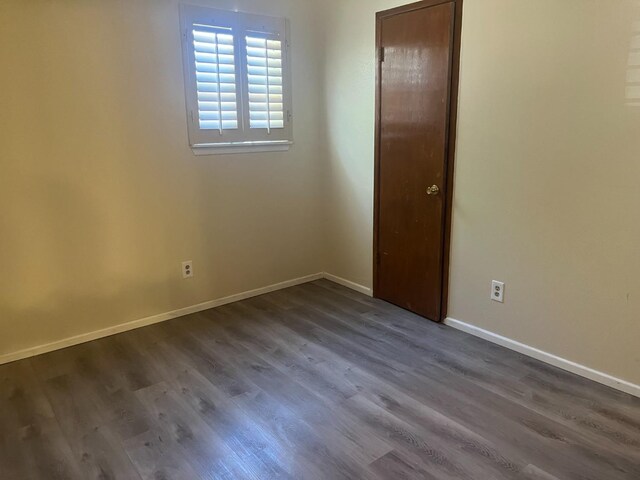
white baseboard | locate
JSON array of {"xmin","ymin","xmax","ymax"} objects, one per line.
[
  {"xmin": 322, "ymin": 273, "xmax": 373, "ymax": 297},
  {"xmin": 444, "ymin": 317, "xmax": 640, "ymax": 398},
  {"xmin": 7, "ymin": 276, "xmax": 636, "ymax": 399},
  {"xmin": 0, "ymin": 273, "xmax": 324, "ymax": 366},
  {"xmin": 0, "ymin": 272, "xmax": 371, "ymax": 365}
]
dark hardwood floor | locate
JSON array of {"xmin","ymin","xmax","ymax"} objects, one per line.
[{"xmin": 1, "ymin": 280, "xmax": 639, "ymax": 479}]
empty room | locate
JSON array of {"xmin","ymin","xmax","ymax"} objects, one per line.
[{"xmin": 1, "ymin": 0, "xmax": 639, "ymax": 478}]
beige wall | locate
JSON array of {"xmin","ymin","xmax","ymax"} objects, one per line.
[
  {"xmin": 322, "ymin": 0, "xmax": 640, "ymax": 386},
  {"xmin": 0, "ymin": 0, "xmax": 327, "ymax": 356}
]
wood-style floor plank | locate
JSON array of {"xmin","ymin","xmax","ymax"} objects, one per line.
[{"xmin": 1, "ymin": 279, "xmax": 639, "ymax": 479}]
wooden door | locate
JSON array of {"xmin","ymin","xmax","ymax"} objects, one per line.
[{"xmin": 374, "ymin": 0, "xmax": 461, "ymax": 321}]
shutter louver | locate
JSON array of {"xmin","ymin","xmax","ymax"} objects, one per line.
[
  {"xmin": 246, "ymin": 36, "xmax": 285, "ymax": 130},
  {"xmin": 192, "ymin": 28, "xmax": 238, "ymax": 131}
]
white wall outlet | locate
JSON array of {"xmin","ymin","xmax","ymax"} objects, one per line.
[
  {"xmin": 491, "ymin": 280, "xmax": 505, "ymax": 303},
  {"xmin": 182, "ymin": 261, "xmax": 194, "ymax": 279}
]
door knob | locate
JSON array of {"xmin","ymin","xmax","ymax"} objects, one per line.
[{"xmin": 426, "ymin": 185, "xmax": 440, "ymax": 196}]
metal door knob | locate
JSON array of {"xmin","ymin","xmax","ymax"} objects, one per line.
[{"xmin": 426, "ymin": 185, "xmax": 440, "ymax": 196}]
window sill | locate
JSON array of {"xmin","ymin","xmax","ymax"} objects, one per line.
[{"xmin": 191, "ymin": 141, "xmax": 293, "ymax": 156}]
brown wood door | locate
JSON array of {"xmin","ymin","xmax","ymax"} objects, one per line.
[{"xmin": 374, "ymin": 1, "xmax": 456, "ymax": 321}]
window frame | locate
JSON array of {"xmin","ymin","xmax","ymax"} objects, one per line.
[{"xmin": 179, "ymin": 4, "xmax": 293, "ymax": 154}]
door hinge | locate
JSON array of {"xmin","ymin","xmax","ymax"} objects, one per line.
[{"xmin": 379, "ymin": 47, "xmax": 385, "ymax": 63}]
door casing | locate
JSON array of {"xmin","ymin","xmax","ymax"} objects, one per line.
[{"xmin": 373, "ymin": 0, "xmax": 463, "ymax": 322}]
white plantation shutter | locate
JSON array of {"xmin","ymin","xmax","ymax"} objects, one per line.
[
  {"xmin": 181, "ymin": 6, "xmax": 292, "ymax": 152},
  {"xmin": 193, "ymin": 28, "xmax": 238, "ymax": 131},
  {"xmin": 246, "ymin": 36, "xmax": 285, "ymax": 130}
]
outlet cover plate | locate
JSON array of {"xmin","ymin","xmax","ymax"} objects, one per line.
[
  {"xmin": 182, "ymin": 261, "xmax": 194, "ymax": 279},
  {"xmin": 491, "ymin": 280, "xmax": 504, "ymax": 303}
]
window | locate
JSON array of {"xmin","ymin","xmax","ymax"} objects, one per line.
[{"xmin": 180, "ymin": 5, "xmax": 293, "ymax": 154}]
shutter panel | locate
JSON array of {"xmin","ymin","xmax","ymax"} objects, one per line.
[
  {"xmin": 192, "ymin": 28, "xmax": 239, "ymax": 131},
  {"xmin": 245, "ymin": 36, "xmax": 285, "ymax": 130}
]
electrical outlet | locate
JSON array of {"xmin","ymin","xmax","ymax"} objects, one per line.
[
  {"xmin": 182, "ymin": 261, "xmax": 194, "ymax": 279},
  {"xmin": 491, "ymin": 280, "xmax": 504, "ymax": 303}
]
